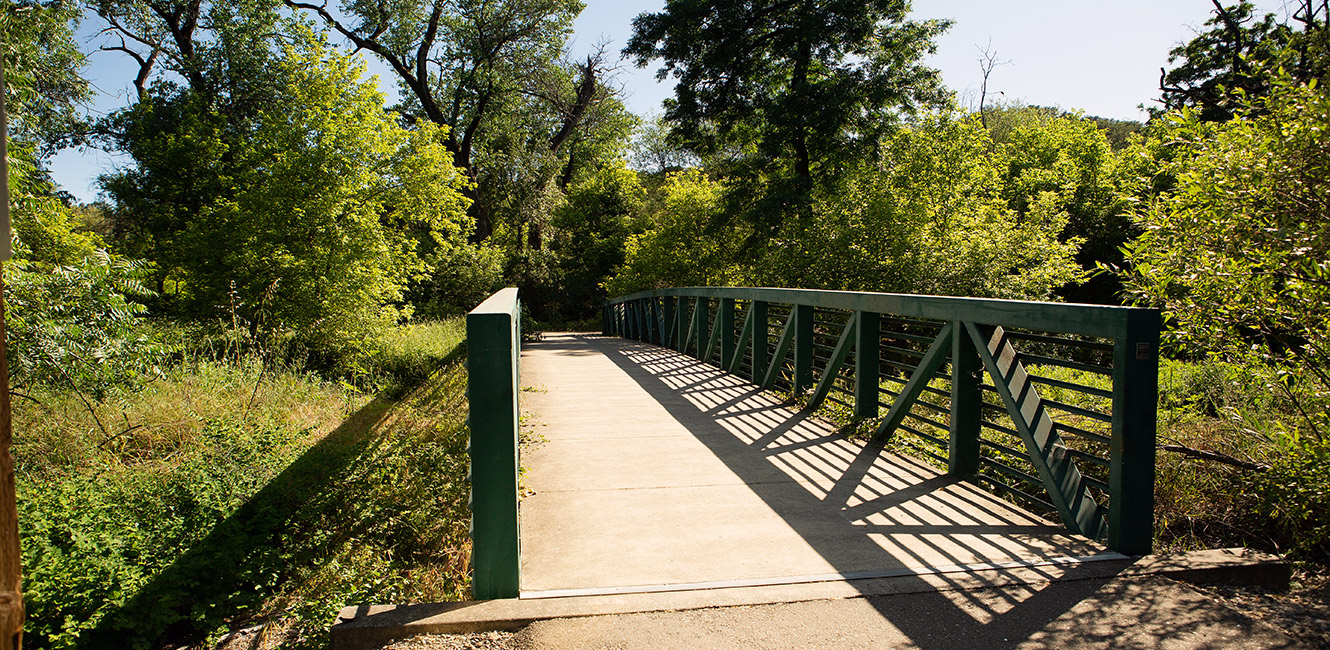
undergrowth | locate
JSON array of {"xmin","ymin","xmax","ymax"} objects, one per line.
[{"xmin": 15, "ymin": 318, "xmax": 473, "ymax": 650}]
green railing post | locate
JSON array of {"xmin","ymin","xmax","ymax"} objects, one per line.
[
  {"xmin": 794, "ymin": 304, "xmax": 814, "ymax": 394},
  {"xmin": 648, "ymin": 298, "xmax": 659, "ymax": 345},
  {"xmin": 675, "ymin": 296, "xmax": 687, "ymax": 352},
  {"xmin": 693, "ymin": 297, "xmax": 708, "ymax": 360},
  {"xmin": 949, "ymin": 320, "xmax": 981, "ymax": 477},
  {"xmin": 720, "ymin": 298, "xmax": 736, "ymax": 369},
  {"xmin": 467, "ymin": 288, "xmax": 521, "ymax": 599},
  {"xmin": 663, "ymin": 296, "xmax": 676, "ymax": 349},
  {"xmin": 751, "ymin": 300, "xmax": 769, "ymax": 383},
  {"xmin": 1109, "ymin": 310, "xmax": 1160, "ymax": 555},
  {"xmin": 855, "ymin": 311, "xmax": 879, "ymax": 419}
]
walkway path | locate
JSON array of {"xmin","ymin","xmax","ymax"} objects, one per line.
[{"xmin": 518, "ymin": 333, "xmax": 1114, "ymax": 597}]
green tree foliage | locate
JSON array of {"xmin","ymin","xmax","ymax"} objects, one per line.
[
  {"xmin": 1125, "ymin": 74, "xmax": 1330, "ymax": 401},
  {"xmin": 1159, "ymin": 0, "xmax": 1329, "ymax": 122},
  {"xmin": 103, "ymin": 30, "xmax": 475, "ymax": 362},
  {"xmin": 996, "ymin": 109, "xmax": 1136, "ymax": 302},
  {"xmin": 761, "ymin": 113, "xmax": 1085, "ymax": 299},
  {"xmin": 0, "ymin": 0, "xmax": 89, "ymax": 153},
  {"xmin": 4, "ymin": 1, "xmax": 165, "ymax": 399},
  {"xmin": 1122, "ymin": 75, "xmax": 1330, "ymax": 558},
  {"xmin": 604, "ymin": 170, "xmax": 745, "ymax": 295},
  {"xmin": 288, "ymin": 0, "xmax": 619, "ymax": 241},
  {"xmin": 609, "ymin": 113, "xmax": 1087, "ymax": 302},
  {"xmin": 536, "ymin": 162, "xmax": 645, "ymax": 319},
  {"xmin": 625, "ymin": 0, "xmax": 950, "ymax": 193}
]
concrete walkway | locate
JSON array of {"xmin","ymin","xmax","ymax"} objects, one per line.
[{"xmin": 518, "ymin": 333, "xmax": 1111, "ymax": 597}]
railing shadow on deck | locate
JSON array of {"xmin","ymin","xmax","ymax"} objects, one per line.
[{"xmin": 579, "ymin": 334, "xmax": 1175, "ymax": 647}]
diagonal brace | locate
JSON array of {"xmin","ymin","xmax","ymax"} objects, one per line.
[{"xmin": 874, "ymin": 322, "xmax": 954, "ymax": 440}]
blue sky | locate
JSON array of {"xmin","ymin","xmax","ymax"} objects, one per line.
[{"xmin": 48, "ymin": 0, "xmax": 1299, "ymax": 203}]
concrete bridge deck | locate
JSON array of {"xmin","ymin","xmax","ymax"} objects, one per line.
[{"xmin": 518, "ymin": 333, "xmax": 1116, "ymax": 597}]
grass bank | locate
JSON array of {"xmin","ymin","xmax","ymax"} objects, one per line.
[{"xmin": 16, "ymin": 319, "xmax": 473, "ymax": 650}]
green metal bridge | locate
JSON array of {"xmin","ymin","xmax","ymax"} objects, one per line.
[{"xmin": 466, "ymin": 286, "xmax": 1159, "ymax": 601}]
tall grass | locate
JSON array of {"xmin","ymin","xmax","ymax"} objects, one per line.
[{"xmin": 16, "ymin": 318, "xmax": 474, "ymax": 649}]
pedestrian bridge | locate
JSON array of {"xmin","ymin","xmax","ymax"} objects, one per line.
[{"xmin": 465, "ymin": 287, "xmax": 1160, "ymax": 600}]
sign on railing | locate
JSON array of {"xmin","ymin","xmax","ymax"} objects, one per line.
[
  {"xmin": 467, "ymin": 288, "xmax": 521, "ymax": 599},
  {"xmin": 604, "ymin": 287, "xmax": 1160, "ymax": 555}
]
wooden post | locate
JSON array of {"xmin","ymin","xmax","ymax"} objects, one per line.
[{"xmin": 0, "ymin": 49, "xmax": 24, "ymax": 648}]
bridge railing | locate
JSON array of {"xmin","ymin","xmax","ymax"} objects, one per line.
[
  {"xmin": 603, "ymin": 287, "xmax": 1160, "ymax": 555},
  {"xmin": 467, "ymin": 287, "xmax": 521, "ymax": 599}
]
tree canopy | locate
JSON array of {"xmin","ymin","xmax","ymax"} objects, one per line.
[{"xmin": 625, "ymin": 0, "xmax": 950, "ymax": 190}]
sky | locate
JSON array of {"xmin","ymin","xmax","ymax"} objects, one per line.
[{"xmin": 48, "ymin": 0, "xmax": 1301, "ymax": 204}]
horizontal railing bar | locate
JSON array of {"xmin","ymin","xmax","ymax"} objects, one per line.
[
  {"xmin": 1064, "ymin": 446, "xmax": 1111, "ymax": 468},
  {"xmin": 1042, "ymin": 398, "xmax": 1114, "ymax": 423},
  {"xmin": 609, "ymin": 287, "xmax": 1157, "ymax": 339},
  {"xmin": 979, "ymin": 455, "xmax": 1043, "ymax": 488},
  {"xmin": 881, "ymin": 315, "xmax": 947, "ymax": 330},
  {"xmin": 975, "ymin": 474, "xmax": 1057, "ymax": 513},
  {"xmin": 881, "ymin": 344, "xmax": 927, "ymax": 358},
  {"xmin": 878, "ymin": 330, "xmax": 940, "ymax": 344},
  {"xmin": 1026, "ymin": 374, "xmax": 1114, "ymax": 399},
  {"xmin": 977, "ymin": 386, "xmax": 1113, "ymax": 423},
  {"xmin": 1003, "ymin": 330, "xmax": 1114, "ymax": 352},
  {"xmin": 897, "ymin": 422, "xmax": 950, "ymax": 448},
  {"xmin": 980, "ymin": 418, "xmax": 1021, "ymax": 437},
  {"xmin": 1057, "ymin": 422, "xmax": 1112, "ymax": 445},
  {"xmin": 979, "ymin": 437, "xmax": 1027, "ymax": 459},
  {"xmin": 1016, "ymin": 353, "xmax": 1113, "ymax": 376},
  {"xmin": 905, "ymin": 410, "xmax": 950, "ymax": 431}
]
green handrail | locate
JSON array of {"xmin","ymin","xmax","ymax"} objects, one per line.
[
  {"xmin": 604, "ymin": 286, "xmax": 1160, "ymax": 556},
  {"xmin": 467, "ymin": 287, "xmax": 521, "ymax": 599}
]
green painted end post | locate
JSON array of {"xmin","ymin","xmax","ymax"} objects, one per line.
[
  {"xmin": 1109, "ymin": 309, "xmax": 1161, "ymax": 555},
  {"xmin": 467, "ymin": 288, "xmax": 521, "ymax": 600},
  {"xmin": 949, "ymin": 320, "xmax": 981, "ymax": 477},
  {"xmin": 751, "ymin": 301, "xmax": 769, "ymax": 383},
  {"xmin": 855, "ymin": 311, "xmax": 880, "ymax": 419},
  {"xmin": 720, "ymin": 298, "xmax": 736, "ymax": 369},
  {"xmin": 793, "ymin": 304, "xmax": 814, "ymax": 394},
  {"xmin": 602, "ymin": 304, "xmax": 610, "ymax": 336}
]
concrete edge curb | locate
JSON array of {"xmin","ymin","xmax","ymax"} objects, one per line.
[{"xmin": 328, "ymin": 547, "xmax": 1288, "ymax": 650}]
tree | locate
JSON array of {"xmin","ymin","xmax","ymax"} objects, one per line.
[
  {"xmin": 1158, "ymin": 0, "xmax": 1328, "ymax": 122},
  {"xmin": 759, "ymin": 112, "xmax": 1084, "ymax": 299},
  {"xmin": 1124, "ymin": 72, "xmax": 1330, "ymax": 429},
  {"xmin": 287, "ymin": 0, "xmax": 618, "ymax": 243},
  {"xmin": 624, "ymin": 0, "xmax": 950, "ymax": 193},
  {"xmin": 102, "ymin": 29, "xmax": 475, "ymax": 360},
  {"xmin": 1, "ymin": 0, "xmax": 89, "ymax": 155},
  {"xmin": 605, "ymin": 170, "xmax": 744, "ymax": 295}
]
